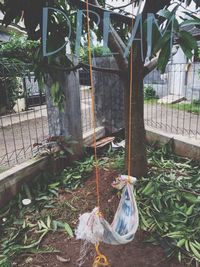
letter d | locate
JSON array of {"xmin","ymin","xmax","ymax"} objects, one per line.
[{"xmin": 42, "ymin": 7, "xmax": 71, "ymax": 57}]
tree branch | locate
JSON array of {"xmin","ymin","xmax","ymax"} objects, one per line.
[
  {"xmin": 108, "ymin": 0, "xmax": 137, "ymax": 11},
  {"xmin": 143, "ymin": 0, "xmax": 171, "ymax": 15},
  {"xmin": 68, "ymin": 0, "xmax": 134, "ymax": 25},
  {"xmin": 143, "ymin": 57, "xmax": 159, "ymax": 77},
  {"xmin": 87, "ymin": 0, "xmax": 128, "ymax": 69},
  {"xmin": 46, "ymin": 62, "xmax": 124, "ymax": 75},
  {"xmin": 143, "ymin": 45, "xmax": 179, "ymax": 76}
]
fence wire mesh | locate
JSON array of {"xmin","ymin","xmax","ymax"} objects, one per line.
[
  {"xmin": 1, "ymin": 60, "xmax": 200, "ymax": 169},
  {"xmin": 144, "ymin": 62, "xmax": 200, "ymax": 139},
  {"xmin": 0, "ymin": 62, "xmax": 49, "ymax": 168},
  {"xmin": 79, "ymin": 69, "xmax": 93, "ymax": 133}
]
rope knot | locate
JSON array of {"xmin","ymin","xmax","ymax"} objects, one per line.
[
  {"xmin": 93, "ymin": 243, "xmax": 109, "ymax": 267},
  {"xmin": 96, "ymin": 211, "xmax": 103, "ymax": 218}
]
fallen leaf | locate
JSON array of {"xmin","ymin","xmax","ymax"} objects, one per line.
[
  {"xmin": 25, "ymin": 257, "xmax": 33, "ymax": 264},
  {"xmin": 56, "ymin": 255, "xmax": 71, "ymax": 263}
]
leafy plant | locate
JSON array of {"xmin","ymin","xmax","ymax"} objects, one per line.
[
  {"xmin": 104, "ymin": 143, "xmax": 200, "ymax": 264},
  {"xmin": 0, "ymin": 77, "xmax": 23, "ymax": 115},
  {"xmin": 192, "ymin": 99, "xmax": 200, "ymax": 106},
  {"xmin": 0, "ymin": 153, "xmax": 99, "ymax": 263},
  {"xmin": 33, "ymin": 135, "xmax": 77, "ymax": 159},
  {"xmin": 1, "ymin": 144, "xmax": 200, "ymax": 265},
  {"xmin": 60, "ymin": 155, "xmax": 100, "ymax": 189},
  {"xmin": 80, "ymin": 45, "xmax": 111, "ymax": 63},
  {"xmin": 136, "ymin": 144, "xmax": 200, "ymax": 265},
  {"xmin": 0, "ymin": 33, "xmax": 38, "ymax": 64},
  {"xmin": 144, "ymin": 86, "xmax": 158, "ymax": 100},
  {"xmin": 110, "ymin": 149, "xmax": 125, "ymax": 172},
  {"xmin": 0, "ymin": 33, "xmax": 38, "ymax": 115}
]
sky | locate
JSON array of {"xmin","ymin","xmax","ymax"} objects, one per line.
[
  {"xmin": 105, "ymin": 0, "xmax": 143, "ymax": 15},
  {"xmin": 105, "ymin": 0, "xmax": 198, "ymax": 18}
]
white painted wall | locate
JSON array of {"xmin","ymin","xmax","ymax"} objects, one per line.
[{"xmin": 169, "ymin": 48, "xmax": 187, "ymax": 96}]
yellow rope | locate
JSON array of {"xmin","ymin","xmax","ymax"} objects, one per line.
[
  {"xmin": 86, "ymin": 0, "xmax": 100, "ymax": 209},
  {"xmin": 93, "ymin": 243, "xmax": 109, "ymax": 267},
  {"xmin": 85, "ymin": 2, "xmax": 108, "ymax": 266},
  {"xmin": 85, "ymin": 1, "xmax": 136, "ymax": 266},
  {"xmin": 128, "ymin": 2, "xmax": 135, "ymax": 179}
]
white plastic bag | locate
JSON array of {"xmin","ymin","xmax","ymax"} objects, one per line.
[{"xmin": 76, "ymin": 175, "xmax": 139, "ymax": 245}]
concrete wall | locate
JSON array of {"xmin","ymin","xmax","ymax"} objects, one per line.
[
  {"xmin": 0, "ymin": 157, "xmax": 49, "ymax": 208},
  {"xmin": 0, "ymin": 127, "xmax": 105, "ymax": 208},
  {"xmin": 45, "ymin": 58, "xmax": 83, "ymax": 156},
  {"xmin": 167, "ymin": 47, "xmax": 200, "ymax": 101},
  {"xmin": 146, "ymin": 126, "xmax": 200, "ymax": 161},
  {"xmin": 169, "ymin": 48, "xmax": 187, "ymax": 96},
  {"xmin": 168, "ymin": 63, "xmax": 187, "ymax": 96},
  {"xmin": 93, "ymin": 57, "xmax": 125, "ymax": 134},
  {"xmin": 186, "ymin": 63, "xmax": 200, "ymax": 100},
  {"xmin": 144, "ymin": 61, "xmax": 200, "ymax": 101}
]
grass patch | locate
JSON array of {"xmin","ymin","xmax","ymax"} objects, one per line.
[
  {"xmin": 144, "ymin": 99, "xmax": 158, "ymax": 104},
  {"xmin": 170, "ymin": 102, "xmax": 200, "ymax": 114},
  {"xmin": 144, "ymin": 85, "xmax": 159, "ymax": 104},
  {"xmin": 144, "ymin": 98, "xmax": 200, "ymax": 115}
]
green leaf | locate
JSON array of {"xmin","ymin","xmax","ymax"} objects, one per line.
[
  {"xmin": 180, "ymin": 19, "xmax": 200, "ymax": 28},
  {"xmin": 177, "ymin": 239, "xmax": 186, "ymax": 248},
  {"xmin": 64, "ymin": 223, "xmax": 74, "ymax": 238},
  {"xmin": 157, "ymin": 40, "xmax": 171, "ymax": 73},
  {"xmin": 39, "ymin": 220, "xmax": 48, "ymax": 230},
  {"xmin": 182, "ymin": 193, "xmax": 200, "ymax": 204},
  {"xmin": 157, "ymin": 9, "xmax": 173, "ymax": 20},
  {"xmin": 189, "ymin": 242, "xmax": 200, "ymax": 260},
  {"xmin": 186, "ymin": 204, "xmax": 195, "ymax": 216},
  {"xmin": 141, "ymin": 181, "xmax": 154, "ymax": 195},
  {"xmin": 20, "ymin": 232, "xmax": 47, "ymax": 249},
  {"xmin": 0, "ymin": 257, "xmax": 11, "ymax": 267},
  {"xmin": 48, "ymin": 182, "xmax": 60, "ymax": 189},
  {"xmin": 47, "ymin": 216, "xmax": 51, "ymax": 229},
  {"xmin": 179, "ymin": 30, "xmax": 198, "ymax": 51}
]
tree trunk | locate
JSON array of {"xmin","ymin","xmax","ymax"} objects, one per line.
[{"xmin": 123, "ymin": 45, "xmax": 147, "ymax": 177}]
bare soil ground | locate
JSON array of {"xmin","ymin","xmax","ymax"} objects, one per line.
[{"xmin": 13, "ymin": 170, "xmax": 186, "ymax": 267}]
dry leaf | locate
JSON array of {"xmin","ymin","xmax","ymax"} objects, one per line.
[{"xmin": 56, "ymin": 255, "xmax": 71, "ymax": 263}]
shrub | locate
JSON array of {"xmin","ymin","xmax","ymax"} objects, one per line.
[
  {"xmin": 144, "ymin": 85, "xmax": 158, "ymax": 100},
  {"xmin": 0, "ymin": 77, "xmax": 23, "ymax": 115},
  {"xmin": 80, "ymin": 45, "xmax": 111, "ymax": 63},
  {"xmin": 192, "ymin": 99, "xmax": 200, "ymax": 106}
]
